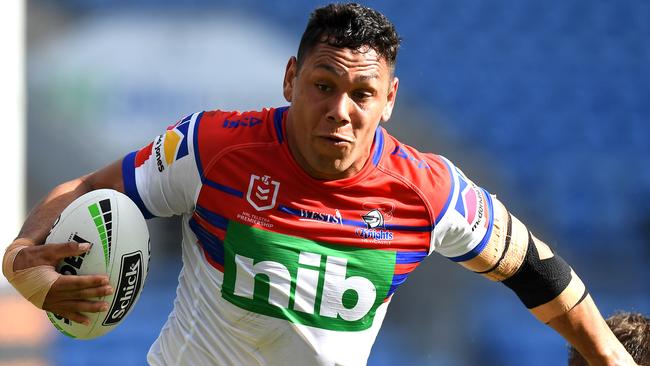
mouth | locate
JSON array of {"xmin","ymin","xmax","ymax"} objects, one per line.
[{"xmin": 319, "ymin": 134, "xmax": 353, "ymax": 145}]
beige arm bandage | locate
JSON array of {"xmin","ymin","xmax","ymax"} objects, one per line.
[
  {"xmin": 457, "ymin": 197, "xmax": 588, "ymax": 324},
  {"xmin": 2, "ymin": 244, "xmax": 60, "ymax": 309}
]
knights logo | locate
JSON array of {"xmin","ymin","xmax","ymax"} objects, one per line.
[
  {"xmin": 361, "ymin": 209, "xmax": 384, "ymax": 229},
  {"xmin": 246, "ymin": 174, "xmax": 280, "ymax": 211}
]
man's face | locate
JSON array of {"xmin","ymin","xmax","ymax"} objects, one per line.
[{"xmin": 283, "ymin": 43, "xmax": 399, "ymax": 180}]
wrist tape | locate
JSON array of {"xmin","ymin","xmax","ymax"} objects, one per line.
[{"xmin": 2, "ymin": 245, "xmax": 60, "ymax": 309}]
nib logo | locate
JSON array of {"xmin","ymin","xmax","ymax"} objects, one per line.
[{"xmin": 246, "ymin": 174, "xmax": 280, "ymax": 211}]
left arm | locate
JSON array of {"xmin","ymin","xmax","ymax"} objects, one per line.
[
  {"xmin": 455, "ymin": 197, "xmax": 636, "ymax": 365},
  {"xmin": 548, "ymin": 296, "xmax": 635, "ymax": 366}
]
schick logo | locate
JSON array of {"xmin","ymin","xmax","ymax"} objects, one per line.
[
  {"xmin": 103, "ymin": 252, "xmax": 142, "ymax": 326},
  {"xmin": 246, "ymin": 174, "xmax": 280, "ymax": 211},
  {"xmin": 221, "ymin": 222, "xmax": 395, "ymax": 331}
]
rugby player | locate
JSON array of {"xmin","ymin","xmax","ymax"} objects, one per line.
[{"xmin": 3, "ymin": 3, "xmax": 639, "ymax": 365}]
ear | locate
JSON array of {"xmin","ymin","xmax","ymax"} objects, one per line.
[
  {"xmin": 381, "ymin": 76, "xmax": 399, "ymax": 122},
  {"xmin": 283, "ymin": 56, "xmax": 298, "ymax": 103}
]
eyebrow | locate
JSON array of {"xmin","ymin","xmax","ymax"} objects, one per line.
[{"xmin": 314, "ymin": 63, "xmax": 380, "ymax": 82}]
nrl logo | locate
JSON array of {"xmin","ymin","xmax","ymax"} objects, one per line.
[{"xmin": 246, "ymin": 174, "xmax": 280, "ymax": 211}]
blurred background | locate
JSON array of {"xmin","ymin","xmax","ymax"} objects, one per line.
[{"xmin": 1, "ymin": 0, "xmax": 649, "ymax": 365}]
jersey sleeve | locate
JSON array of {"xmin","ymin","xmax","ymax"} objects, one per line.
[
  {"xmin": 430, "ymin": 156, "xmax": 495, "ymax": 262},
  {"xmin": 121, "ymin": 112, "xmax": 203, "ymax": 218}
]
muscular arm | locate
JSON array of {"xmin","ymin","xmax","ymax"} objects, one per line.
[
  {"xmin": 15, "ymin": 160, "xmax": 124, "ymax": 249},
  {"xmin": 2, "ymin": 160, "xmax": 125, "ymax": 324},
  {"xmin": 456, "ymin": 198, "xmax": 636, "ymax": 366}
]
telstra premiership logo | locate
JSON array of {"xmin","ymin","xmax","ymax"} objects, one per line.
[{"xmin": 246, "ymin": 174, "xmax": 280, "ymax": 211}]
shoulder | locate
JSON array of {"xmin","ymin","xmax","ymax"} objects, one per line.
[
  {"xmin": 194, "ymin": 106, "xmax": 288, "ymax": 167},
  {"xmin": 378, "ymin": 132, "xmax": 456, "ymax": 224},
  {"xmin": 197, "ymin": 107, "xmax": 286, "ymax": 147}
]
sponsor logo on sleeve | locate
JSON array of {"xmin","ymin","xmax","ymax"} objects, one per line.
[{"xmin": 454, "ymin": 171, "xmax": 489, "ymax": 232}]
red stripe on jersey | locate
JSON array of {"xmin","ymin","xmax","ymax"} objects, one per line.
[
  {"xmin": 135, "ymin": 141, "xmax": 154, "ymax": 168},
  {"xmin": 394, "ymin": 262, "xmax": 420, "ymax": 274},
  {"xmin": 201, "ymin": 245, "xmax": 224, "ymax": 272},
  {"xmin": 193, "ymin": 211, "xmax": 227, "ymax": 240}
]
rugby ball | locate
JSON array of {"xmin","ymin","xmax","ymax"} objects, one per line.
[{"xmin": 45, "ymin": 189, "xmax": 150, "ymax": 339}]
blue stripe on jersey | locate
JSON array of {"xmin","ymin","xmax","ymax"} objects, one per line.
[
  {"xmin": 122, "ymin": 151, "xmax": 154, "ymax": 219},
  {"xmin": 193, "ymin": 111, "xmax": 205, "ymax": 180},
  {"xmin": 384, "ymin": 223, "xmax": 434, "ymax": 232},
  {"xmin": 277, "ymin": 204, "xmax": 433, "ymax": 232},
  {"xmin": 371, "ymin": 127, "xmax": 384, "ymax": 166},
  {"xmin": 175, "ymin": 119, "xmax": 190, "ymax": 161},
  {"xmin": 195, "ymin": 204, "xmax": 229, "ymax": 230},
  {"xmin": 273, "ymin": 106, "xmax": 289, "ymax": 144},
  {"xmin": 204, "ymin": 179, "xmax": 244, "ymax": 198},
  {"xmin": 448, "ymin": 188, "xmax": 495, "ymax": 262},
  {"xmin": 395, "ymin": 250, "xmax": 428, "ymax": 264},
  {"xmin": 189, "ymin": 217, "xmax": 225, "ymax": 265},
  {"xmin": 434, "ymin": 156, "xmax": 456, "ymax": 224},
  {"xmin": 386, "ymin": 273, "xmax": 409, "ymax": 298}
]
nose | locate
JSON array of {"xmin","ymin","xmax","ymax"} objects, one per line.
[{"xmin": 325, "ymin": 93, "xmax": 352, "ymax": 126}]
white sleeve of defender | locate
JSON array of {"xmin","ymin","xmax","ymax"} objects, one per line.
[
  {"xmin": 121, "ymin": 112, "xmax": 203, "ymax": 218},
  {"xmin": 430, "ymin": 157, "xmax": 495, "ymax": 263}
]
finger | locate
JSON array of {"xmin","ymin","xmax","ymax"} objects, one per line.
[
  {"xmin": 55, "ymin": 300, "xmax": 109, "ymax": 313},
  {"xmin": 43, "ymin": 242, "xmax": 92, "ymax": 263},
  {"xmin": 66, "ymin": 285, "xmax": 114, "ymax": 299},
  {"xmin": 15, "ymin": 242, "xmax": 93, "ymax": 269},
  {"xmin": 56, "ymin": 311, "xmax": 91, "ymax": 326},
  {"xmin": 51, "ymin": 274, "xmax": 110, "ymax": 291}
]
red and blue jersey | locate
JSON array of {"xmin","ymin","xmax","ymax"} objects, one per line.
[{"xmin": 122, "ymin": 107, "xmax": 494, "ymax": 366}]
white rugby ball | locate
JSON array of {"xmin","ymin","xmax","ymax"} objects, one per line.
[{"xmin": 45, "ymin": 189, "xmax": 150, "ymax": 339}]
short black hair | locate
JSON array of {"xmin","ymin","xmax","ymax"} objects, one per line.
[{"xmin": 296, "ymin": 3, "xmax": 401, "ymax": 71}]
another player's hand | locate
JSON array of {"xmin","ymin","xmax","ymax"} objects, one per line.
[{"xmin": 12, "ymin": 242, "xmax": 114, "ymax": 325}]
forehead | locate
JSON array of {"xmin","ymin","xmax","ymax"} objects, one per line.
[{"xmin": 299, "ymin": 43, "xmax": 391, "ymax": 80}]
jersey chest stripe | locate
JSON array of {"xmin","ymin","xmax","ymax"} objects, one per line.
[
  {"xmin": 189, "ymin": 216, "xmax": 225, "ymax": 266},
  {"xmin": 277, "ymin": 204, "xmax": 365, "ymax": 228},
  {"xmin": 203, "ymin": 179, "xmax": 244, "ymax": 198},
  {"xmin": 195, "ymin": 204, "xmax": 229, "ymax": 230},
  {"xmin": 395, "ymin": 250, "xmax": 428, "ymax": 264},
  {"xmin": 278, "ymin": 204, "xmax": 432, "ymax": 232},
  {"xmin": 447, "ymin": 189, "xmax": 495, "ymax": 262},
  {"xmin": 384, "ymin": 250, "xmax": 428, "ymax": 300},
  {"xmin": 434, "ymin": 156, "xmax": 455, "ymax": 224},
  {"xmin": 384, "ymin": 223, "xmax": 434, "ymax": 232},
  {"xmin": 394, "ymin": 262, "xmax": 419, "ymax": 274}
]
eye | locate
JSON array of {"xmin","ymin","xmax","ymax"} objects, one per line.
[
  {"xmin": 352, "ymin": 90, "xmax": 373, "ymax": 101},
  {"xmin": 316, "ymin": 83, "xmax": 332, "ymax": 92}
]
